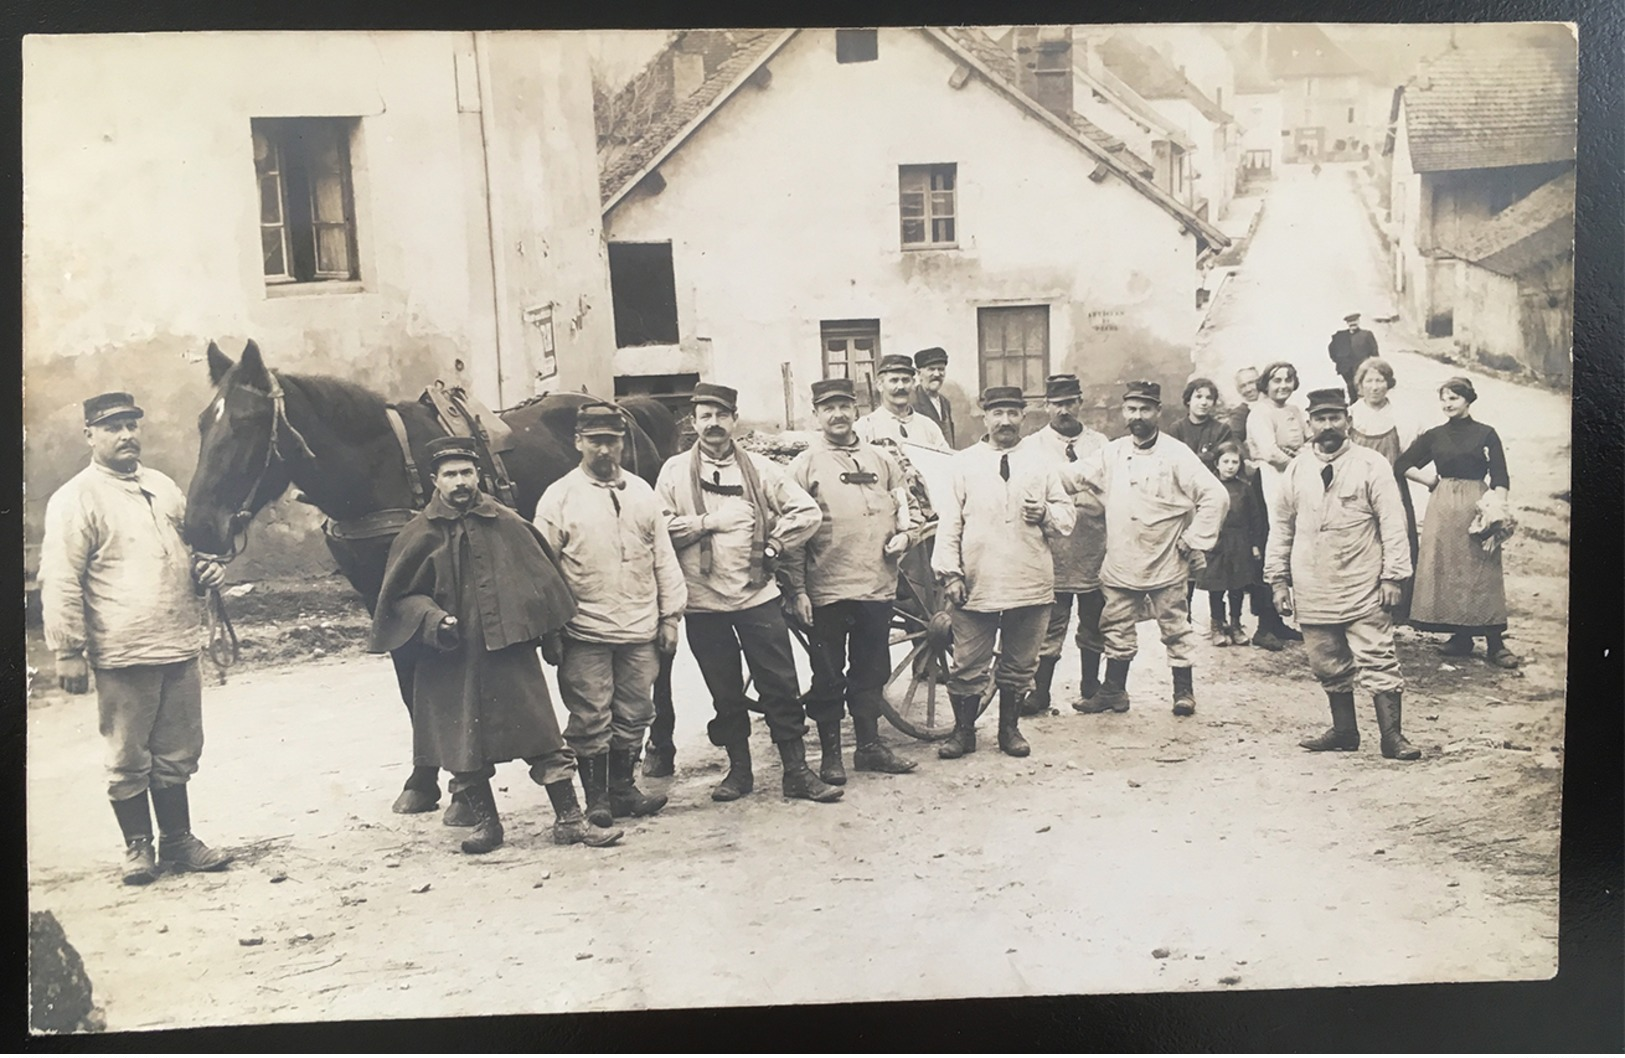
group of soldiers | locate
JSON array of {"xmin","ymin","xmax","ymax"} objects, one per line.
[{"xmin": 43, "ymin": 324, "xmax": 1421, "ymax": 879}]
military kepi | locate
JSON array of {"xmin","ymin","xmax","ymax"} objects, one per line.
[
  {"xmin": 690, "ymin": 382, "xmax": 738, "ymax": 412},
  {"xmin": 811, "ymin": 377, "xmax": 857, "ymax": 406},
  {"xmin": 876, "ymin": 353, "xmax": 916, "ymax": 376},
  {"xmin": 425, "ymin": 435, "xmax": 482, "ymax": 468},
  {"xmin": 84, "ymin": 391, "xmax": 144, "ymax": 426},
  {"xmin": 1305, "ymin": 388, "xmax": 1350, "ymax": 415},
  {"xmin": 913, "ymin": 347, "xmax": 948, "ymax": 368},
  {"xmin": 1044, "ymin": 374, "xmax": 1083, "ymax": 400},
  {"xmin": 575, "ymin": 400, "xmax": 627, "ymax": 437},
  {"xmin": 1122, "ymin": 380, "xmax": 1162, "ymax": 405},
  {"xmin": 979, "ymin": 385, "xmax": 1025, "ymax": 410}
]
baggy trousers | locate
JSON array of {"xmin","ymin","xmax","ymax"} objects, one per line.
[
  {"xmin": 1040, "ymin": 589, "xmax": 1106, "ymax": 660},
  {"xmin": 805, "ymin": 599, "xmax": 893, "ymax": 726},
  {"xmin": 557, "ymin": 636, "xmax": 660, "ymax": 757},
  {"xmin": 95, "ymin": 658, "xmax": 204, "ymax": 801},
  {"xmin": 1100, "ymin": 583, "xmax": 1196, "ymax": 667},
  {"xmin": 685, "ymin": 598, "xmax": 807, "ymax": 747},
  {"xmin": 948, "ymin": 604, "xmax": 1050, "ymax": 698},
  {"xmin": 1301, "ymin": 609, "xmax": 1404, "ymax": 696}
]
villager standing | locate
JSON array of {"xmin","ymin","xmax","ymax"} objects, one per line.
[
  {"xmin": 910, "ymin": 346, "xmax": 957, "ymax": 448},
  {"xmin": 1197, "ymin": 441, "xmax": 1269, "ymax": 647},
  {"xmin": 1074, "ymin": 381, "xmax": 1227, "ymax": 718},
  {"xmin": 1328, "ymin": 312, "xmax": 1380, "ymax": 404},
  {"xmin": 370, "ymin": 436, "xmax": 621, "ymax": 854},
  {"xmin": 1168, "ymin": 377, "xmax": 1234, "ymax": 463},
  {"xmin": 1016, "ymin": 373, "xmax": 1109, "ymax": 714},
  {"xmin": 1348, "ymin": 357, "xmax": 1432, "ymax": 620},
  {"xmin": 534, "ymin": 402, "xmax": 685, "ymax": 826},
  {"xmin": 1227, "ymin": 365, "xmax": 1263, "ymax": 449},
  {"xmin": 785, "ymin": 377, "xmax": 919, "ymax": 784},
  {"xmin": 1267, "ymin": 389, "xmax": 1418, "ymax": 760},
  {"xmin": 41, "ymin": 391, "xmax": 234, "ymax": 885},
  {"xmin": 931, "ymin": 386, "xmax": 1076, "ymax": 758},
  {"xmin": 654, "ymin": 383, "xmax": 839, "ymax": 803},
  {"xmin": 1228, "ymin": 363, "xmax": 1302, "ymax": 650},
  {"xmin": 1394, "ymin": 377, "xmax": 1521, "ymax": 668}
]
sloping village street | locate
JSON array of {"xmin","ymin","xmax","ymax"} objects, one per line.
[{"xmin": 25, "ymin": 163, "xmax": 1570, "ymax": 1031}]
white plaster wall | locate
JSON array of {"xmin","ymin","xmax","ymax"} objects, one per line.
[
  {"xmin": 1235, "ymin": 91, "xmax": 1282, "ymax": 165},
  {"xmin": 605, "ymin": 28, "xmax": 1198, "ymax": 432}
]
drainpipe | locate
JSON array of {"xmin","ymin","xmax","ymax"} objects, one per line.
[{"xmin": 472, "ymin": 32, "xmax": 507, "ymax": 407}]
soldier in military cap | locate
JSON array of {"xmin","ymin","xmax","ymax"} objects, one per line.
[
  {"xmin": 1073, "ymin": 381, "xmax": 1227, "ymax": 718},
  {"xmin": 910, "ymin": 346, "xmax": 957, "ymax": 447},
  {"xmin": 535, "ymin": 402, "xmax": 686, "ymax": 827},
  {"xmin": 785, "ymin": 377, "xmax": 919, "ymax": 784},
  {"xmin": 931, "ymin": 386, "xmax": 1075, "ymax": 760},
  {"xmin": 654, "ymin": 382, "xmax": 837, "ymax": 804},
  {"xmin": 857, "ymin": 352, "xmax": 950, "ymax": 452},
  {"xmin": 41, "ymin": 391, "xmax": 234, "ymax": 885},
  {"xmin": 371, "ymin": 435, "xmax": 622, "ymax": 854}
]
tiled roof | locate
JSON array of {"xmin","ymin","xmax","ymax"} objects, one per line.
[
  {"xmin": 1228, "ymin": 29, "xmax": 1277, "ymax": 93},
  {"xmin": 1401, "ymin": 43, "xmax": 1578, "ymax": 173},
  {"xmin": 597, "ymin": 29, "xmax": 784, "ymax": 205},
  {"xmin": 1076, "ymin": 61, "xmax": 1197, "ymax": 151},
  {"xmin": 1261, "ymin": 24, "xmax": 1369, "ymax": 79},
  {"xmin": 1097, "ymin": 33, "xmax": 1233, "ymax": 126},
  {"xmin": 1444, "ymin": 169, "xmax": 1576, "ymax": 276}
]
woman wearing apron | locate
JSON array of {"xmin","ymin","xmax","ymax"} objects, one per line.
[
  {"xmin": 1395, "ymin": 377, "xmax": 1520, "ymax": 668},
  {"xmin": 1347, "ymin": 358, "xmax": 1433, "ymax": 622}
]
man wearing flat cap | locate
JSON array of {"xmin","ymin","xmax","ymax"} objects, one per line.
[
  {"xmin": 1017, "ymin": 374, "xmax": 1109, "ymax": 714},
  {"xmin": 1074, "ymin": 381, "xmax": 1227, "ymax": 718},
  {"xmin": 909, "ymin": 347, "xmax": 957, "ymax": 448},
  {"xmin": 1328, "ymin": 312, "xmax": 1379, "ymax": 404},
  {"xmin": 371, "ymin": 435, "xmax": 622, "ymax": 855},
  {"xmin": 654, "ymin": 383, "xmax": 837, "ymax": 804},
  {"xmin": 932, "ymin": 386, "xmax": 1075, "ymax": 760},
  {"xmin": 785, "ymin": 377, "xmax": 919, "ymax": 785},
  {"xmin": 1268, "ymin": 389, "xmax": 1419, "ymax": 761},
  {"xmin": 535, "ymin": 402, "xmax": 686, "ymax": 828},
  {"xmin": 42, "ymin": 391, "xmax": 233, "ymax": 885}
]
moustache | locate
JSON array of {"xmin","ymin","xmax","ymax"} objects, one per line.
[
  {"xmin": 1127, "ymin": 419, "xmax": 1155, "ymax": 433},
  {"xmin": 1315, "ymin": 429, "xmax": 1344, "ymax": 443}
]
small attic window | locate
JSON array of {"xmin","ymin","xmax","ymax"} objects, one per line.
[{"xmin": 836, "ymin": 29, "xmax": 879, "ymax": 63}]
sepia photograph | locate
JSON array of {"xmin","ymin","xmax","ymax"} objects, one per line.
[{"xmin": 22, "ymin": 20, "xmax": 1584, "ymax": 1037}]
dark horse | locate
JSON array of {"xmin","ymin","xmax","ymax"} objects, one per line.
[{"xmin": 183, "ymin": 339, "xmax": 686, "ymax": 824}]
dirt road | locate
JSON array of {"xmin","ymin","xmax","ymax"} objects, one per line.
[{"xmin": 26, "ymin": 163, "xmax": 1568, "ymax": 1031}]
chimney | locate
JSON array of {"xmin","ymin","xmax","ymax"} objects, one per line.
[
  {"xmin": 672, "ymin": 51, "xmax": 706, "ymax": 100},
  {"xmin": 1013, "ymin": 24, "xmax": 1075, "ymax": 121}
]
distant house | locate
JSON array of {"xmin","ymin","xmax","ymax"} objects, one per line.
[
  {"xmin": 1387, "ymin": 42, "xmax": 1577, "ymax": 340},
  {"xmin": 597, "ymin": 26, "xmax": 1229, "ymax": 437},
  {"xmin": 1069, "ymin": 34, "xmax": 1198, "ymax": 208},
  {"xmin": 1227, "ymin": 43, "xmax": 1283, "ymax": 186},
  {"xmin": 1245, "ymin": 24, "xmax": 1384, "ymax": 163},
  {"xmin": 1095, "ymin": 32, "xmax": 1239, "ymax": 220}
]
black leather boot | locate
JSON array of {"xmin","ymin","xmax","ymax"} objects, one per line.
[
  {"xmin": 111, "ymin": 792, "xmax": 157, "ymax": 886},
  {"xmin": 1022, "ymin": 657, "xmax": 1057, "ymax": 716},
  {"xmin": 580, "ymin": 753, "xmax": 614, "ymax": 828},
  {"xmin": 938, "ymin": 694, "xmax": 980, "ymax": 759},
  {"xmin": 997, "ymin": 687, "xmax": 1031, "ymax": 757},
  {"xmin": 1171, "ymin": 666, "xmax": 1196, "ymax": 717},
  {"xmin": 642, "ymin": 740, "xmax": 676, "ymax": 778},
  {"xmin": 545, "ymin": 780, "xmax": 623, "ymax": 846},
  {"xmin": 608, "ymin": 747, "xmax": 668, "ymax": 817},
  {"xmin": 442, "ymin": 791, "xmax": 479, "ymax": 828},
  {"xmin": 816, "ymin": 719, "xmax": 847, "ymax": 786},
  {"xmin": 457, "ymin": 780, "xmax": 505, "ymax": 854},
  {"xmin": 852, "ymin": 713, "xmax": 917, "ymax": 773},
  {"xmin": 1078, "ymin": 658, "xmax": 1132, "ymax": 713},
  {"xmin": 392, "ymin": 765, "xmax": 441, "ymax": 814},
  {"xmin": 778, "ymin": 738, "xmax": 844, "ymax": 802},
  {"xmin": 1374, "ymin": 691, "xmax": 1421, "ymax": 760},
  {"xmin": 150, "ymin": 784, "xmax": 232, "ymax": 873},
  {"xmin": 711, "ymin": 740, "xmax": 754, "ymax": 802},
  {"xmin": 1300, "ymin": 691, "xmax": 1361, "ymax": 751},
  {"xmin": 1078, "ymin": 649, "xmax": 1102, "ymax": 704}
]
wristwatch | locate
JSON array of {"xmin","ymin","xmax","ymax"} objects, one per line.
[{"xmin": 763, "ymin": 541, "xmax": 781, "ymax": 562}]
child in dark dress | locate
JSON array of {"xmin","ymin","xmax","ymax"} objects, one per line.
[{"xmin": 1198, "ymin": 442, "xmax": 1270, "ymax": 646}]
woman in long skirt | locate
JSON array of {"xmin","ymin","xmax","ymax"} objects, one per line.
[
  {"xmin": 1395, "ymin": 376, "xmax": 1519, "ymax": 668},
  {"xmin": 1349, "ymin": 358, "xmax": 1435, "ymax": 621}
]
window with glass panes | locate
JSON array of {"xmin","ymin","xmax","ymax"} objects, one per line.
[
  {"xmin": 899, "ymin": 164, "xmax": 956, "ymax": 248},
  {"xmin": 977, "ymin": 305, "xmax": 1049, "ymax": 395},
  {"xmin": 253, "ymin": 118, "xmax": 360, "ymax": 284},
  {"xmin": 821, "ymin": 320, "xmax": 881, "ymax": 403}
]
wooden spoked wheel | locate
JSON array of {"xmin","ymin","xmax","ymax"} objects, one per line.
[{"xmin": 878, "ymin": 605, "xmax": 995, "ymax": 741}]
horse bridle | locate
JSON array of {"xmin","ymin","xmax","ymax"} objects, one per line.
[{"xmin": 201, "ymin": 370, "xmax": 317, "ymax": 564}]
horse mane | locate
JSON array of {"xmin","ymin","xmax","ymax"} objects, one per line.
[{"xmin": 277, "ymin": 371, "xmax": 393, "ymax": 442}]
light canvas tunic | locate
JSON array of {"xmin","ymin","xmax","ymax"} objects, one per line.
[
  {"xmin": 1076, "ymin": 433, "xmax": 1228, "ymax": 593},
  {"xmin": 1264, "ymin": 443, "xmax": 1414, "ymax": 624},
  {"xmin": 1019, "ymin": 424, "xmax": 1109, "ymax": 593},
  {"xmin": 784, "ymin": 437, "xmax": 912, "ymax": 607},
  {"xmin": 41, "ymin": 463, "xmax": 205, "ymax": 668},
  {"xmin": 856, "ymin": 406, "xmax": 949, "ymax": 451},
  {"xmin": 534, "ymin": 468, "xmax": 687, "ymax": 644},
  {"xmin": 931, "ymin": 442, "xmax": 1076, "ymax": 613},
  {"xmin": 655, "ymin": 445, "xmax": 820, "ymax": 614}
]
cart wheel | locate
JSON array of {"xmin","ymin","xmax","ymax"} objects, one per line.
[{"xmin": 879, "ymin": 616, "xmax": 996, "ymax": 741}]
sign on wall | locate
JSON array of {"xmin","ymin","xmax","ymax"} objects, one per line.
[{"xmin": 523, "ymin": 303, "xmax": 558, "ymax": 383}]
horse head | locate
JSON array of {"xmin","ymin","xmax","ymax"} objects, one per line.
[{"xmin": 183, "ymin": 339, "xmax": 299, "ymax": 557}]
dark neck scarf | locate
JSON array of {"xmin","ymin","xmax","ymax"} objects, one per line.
[{"xmin": 688, "ymin": 442, "xmax": 771, "ymax": 588}]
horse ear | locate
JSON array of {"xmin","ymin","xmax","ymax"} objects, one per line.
[
  {"xmin": 238, "ymin": 339, "xmax": 268, "ymax": 383},
  {"xmin": 206, "ymin": 341, "xmax": 234, "ymax": 386}
]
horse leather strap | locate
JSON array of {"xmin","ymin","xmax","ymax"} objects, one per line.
[
  {"xmin": 325, "ymin": 508, "xmax": 417, "ymax": 541},
  {"xmin": 384, "ymin": 406, "xmax": 426, "ymax": 510}
]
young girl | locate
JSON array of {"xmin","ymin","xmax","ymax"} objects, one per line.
[{"xmin": 1198, "ymin": 442, "xmax": 1269, "ymax": 646}]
